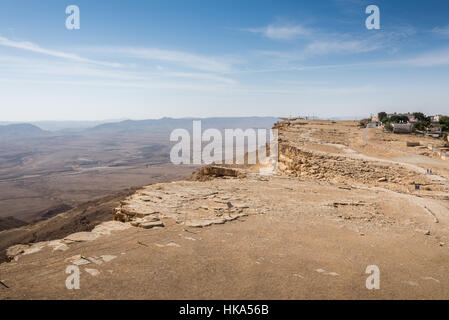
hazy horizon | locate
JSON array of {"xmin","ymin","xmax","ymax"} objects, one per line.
[{"xmin": 0, "ymin": 115, "xmax": 367, "ymax": 128}]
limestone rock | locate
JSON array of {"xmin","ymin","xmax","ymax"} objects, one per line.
[
  {"xmin": 64, "ymin": 232, "xmax": 100, "ymax": 242},
  {"xmin": 85, "ymin": 268, "xmax": 100, "ymax": 276},
  {"xmin": 139, "ymin": 221, "xmax": 164, "ymax": 229}
]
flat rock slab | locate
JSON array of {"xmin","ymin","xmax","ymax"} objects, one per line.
[
  {"xmin": 66, "ymin": 255, "xmax": 91, "ymax": 266},
  {"xmin": 186, "ymin": 218, "xmax": 226, "ymax": 228},
  {"xmin": 100, "ymin": 255, "xmax": 117, "ymax": 262},
  {"xmin": 139, "ymin": 221, "xmax": 165, "ymax": 229},
  {"xmin": 92, "ymin": 221, "xmax": 131, "ymax": 235},
  {"xmin": 6, "ymin": 244, "xmax": 29, "ymax": 258},
  {"xmin": 85, "ymin": 268, "xmax": 100, "ymax": 276},
  {"xmin": 64, "ymin": 232, "xmax": 100, "ymax": 242},
  {"xmin": 47, "ymin": 240, "xmax": 69, "ymax": 252}
]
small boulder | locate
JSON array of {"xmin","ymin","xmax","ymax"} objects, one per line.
[{"xmin": 139, "ymin": 221, "xmax": 164, "ymax": 229}]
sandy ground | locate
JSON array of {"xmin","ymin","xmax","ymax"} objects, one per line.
[{"xmin": 1, "ymin": 119, "xmax": 449, "ymax": 299}]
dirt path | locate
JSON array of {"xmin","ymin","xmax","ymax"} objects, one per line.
[
  {"xmin": 301, "ymin": 128, "xmax": 449, "ymax": 186},
  {"xmin": 362, "ymin": 127, "xmax": 446, "ymax": 166}
]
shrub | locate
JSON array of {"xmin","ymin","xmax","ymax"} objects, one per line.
[
  {"xmin": 378, "ymin": 112, "xmax": 387, "ymax": 122},
  {"xmin": 359, "ymin": 118, "xmax": 371, "ymax": 128},
  {"xmin": 440, "ymin": 116, "xmax": 449, "ymax": 132},
  {"xmin": 414, "ymin": 122, "xmax": 427, "ymax": 131},
  {"xmin": 389, "ymin": 114, "xmax": 409, "ymax": 123}
]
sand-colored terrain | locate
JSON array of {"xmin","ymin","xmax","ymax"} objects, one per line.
[{"xmin": 1, "ymin": 120, "xmax": 449, "ymax": 299}]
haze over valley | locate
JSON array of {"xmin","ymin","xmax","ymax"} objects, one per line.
[{"xmin": 0, "ymin": 117, "xmax": 277, "ymax": 223}]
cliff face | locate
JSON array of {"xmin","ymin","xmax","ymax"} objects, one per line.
[
  {"xmin": 277, "ymin": 143, "xmax": 430, "ymax": 190},
  {"xmin": 275, "ymin": 119, "xmax": 448, "ymax": 194}
]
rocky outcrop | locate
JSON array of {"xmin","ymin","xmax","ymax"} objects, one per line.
[
  {"xmin": 277, "ymin": 143, "xmax": 427, "ymax": 185},
  {"xmin": 189, "ymin": 165, "xmax": 246, "ymax": 181},
  {"xmin": 114, "ymin": 178, "xmax": 251, "ymax": 228},
  {"xmin": 276, "ymin": 122, "xmax": 435, "ymax": 192},
  {"xmin": 6, "ymin": 221, "xmax": 130, "ymax": 262}
]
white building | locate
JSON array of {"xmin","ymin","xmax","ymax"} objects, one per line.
[{"xmin": 431, "ymin": 115, "xmax": 443, "ymax": 123}]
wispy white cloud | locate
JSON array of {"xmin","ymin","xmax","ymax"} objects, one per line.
[
  {"xmin": 90, "ymin": 47, "xmax": 236, "ymax": 73},
  {"xmin": 0, "ymin": 34, "xmax": 239, "ymax": 88},
  {"xmin": 243, "ymin": 20, "xmax": 414, "ymax": 61},
  {"xmin": 243, "ymin": 24, "xmax": 311, "ymax": 40},
  {"xmin": 0, "ymin": 77, "xmax": 233, "ymax": 92},
  {"xmin": 0, "ymin": 55, "xmax": 237, "ymax": 87},
  {"xmin": 2, "ymin": 30, "xmax": 448, "ymax": 104},
  {"xmin": 0, "ymin": 35, "xmax": 122, "ymax": 68},
  {"xmin": 253, "ymin": 37, "xmax": 382, "ymax": 64},
  {"xmin": 296, "ymin": 47, "xmax": 449, "ymax": 69},
  {"xmin": 432, "ymin": 25, "xmax": 449, "ymax": 36},
  {"xmin": 402, "ymin": 47, "xmax": 449, "ymax": 67},
  {"xmin": 0, "ymin": 55, "xmax": 145, "ymax": 81},
  {"xmin": 245, "ymin": 45, "xmax": 449, "ymax": 74},
  {"xmin": 162, "ymin": 72, "xmax": 237, "ymax": 85},
  {"xmin": 304, "ymin": 39, "xmax": 382, "ymax": 56}
]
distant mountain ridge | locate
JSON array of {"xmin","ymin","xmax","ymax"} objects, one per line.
[
  {"xmin": 0, "ymin": 123, "xmax": 49, "ymax": 138},
  {"xmin": 0, "ymin": 120, "xmax": 126, "ymax": 132},
  {"xmin": 88, "ymin": 117, "xmax": 280, "ymax": 133},
  {"xmin": 0, "ymin": 117, "xmax": 280, "ymax": 141}
]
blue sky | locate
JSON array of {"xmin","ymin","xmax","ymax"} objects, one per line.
[{"xmin": 1, "ymin": 0, "xmax": 449, "ymax": 121}]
